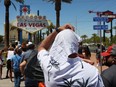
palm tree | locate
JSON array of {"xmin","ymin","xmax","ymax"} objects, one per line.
[
  {"xmin": 3, "ymin": 0, "xmax": 24, "ymax": 48},
  {"xmin": 81, "ymin": 35, "xmax": 88, "ymax": 41},
  {"xmin": 47, "ymin": 23, "xmax": 55, "ymax": 34},
  {"xmin": 43, "ymin": 0, "xmax": 72, "ymax": 28},
  {"xmin": 91, "ymin": 33, "xmax": 99, "ymax": 44}
]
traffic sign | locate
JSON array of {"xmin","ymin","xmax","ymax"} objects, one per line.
[
  {"xmin": 105, "ymin": 30, "xmax": 111, "ymax": 33},
  {"xmin": 93, "ymin": 17, "xmax": 108, "ymax": 22},
  {"xmin": 93, "ymin": 25, "xmax": 108, "ymax": 30},
  {"xmin": 102, "ymin": 15, "xmax": 116, "ymax": 19}
]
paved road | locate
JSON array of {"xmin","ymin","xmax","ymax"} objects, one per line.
[{"xmin": 0, "ymin": 53, "xmax": 107, "ymax": 87}]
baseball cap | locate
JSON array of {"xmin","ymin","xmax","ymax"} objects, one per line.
[
  {"xmin": 101, "ymin": 45, "xmax": 116, "ymax": 57},
  {"xmin": 26, "ymin": 41, "xmax": 33, "ymax": 46}
]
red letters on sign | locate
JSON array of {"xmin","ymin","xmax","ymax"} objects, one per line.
[{"xmin": 17, "ymin": 23, "xmax": 46, "ymax": 27}]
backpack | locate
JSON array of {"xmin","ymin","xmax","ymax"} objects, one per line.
[{"xmin": 24, "ymin": 50, "xmax": 44, "ymax": 82}]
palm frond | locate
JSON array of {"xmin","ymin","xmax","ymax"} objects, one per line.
[
  {"xmin": 43, "ymin": 0, "xmax": 72, "ymax": 3},
  {"xmin": 62, "ymin": 0, "xmax": 72, "ymax": 3},
  {"xmin": 43, "ymin": 0, "xmax": 55, "ymax": 3},
  {"xmin": 11, "ymin": 1, "xmax": 17, "ymax": 11},
  {"xmin": 15, "ymin": 0, "xmax": 24, "ymax": 4}
]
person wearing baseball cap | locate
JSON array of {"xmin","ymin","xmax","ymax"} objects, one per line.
[{"xmin": 101, "ymin": 44, "xmax": 116, "ymax": 87}]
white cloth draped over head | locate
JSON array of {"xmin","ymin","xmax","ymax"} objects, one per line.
[
  {"xmin": 38, "ymin": 29, "xmax": 104, "ymax": 87},
  {"xmin": 49, "ymin": 29, "xmax": 82, "ymax": 64}
]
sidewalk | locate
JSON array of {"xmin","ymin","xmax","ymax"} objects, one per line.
[{"xmin": 0, "ymin": 67, "xmax": 25, "ymax": 87}]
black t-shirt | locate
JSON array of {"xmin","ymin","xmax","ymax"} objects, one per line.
[
  {"xmin": 101, "ymin": 65, "xmax": 116, "ymax": 87},
  {"xmin": 24, "ymin": 50, "xmax": 44, "ymax": 82}
]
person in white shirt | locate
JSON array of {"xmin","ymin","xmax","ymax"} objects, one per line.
[
  {"xmin": 38, "ymin": 24, "xmax": 104, "ymax": 87},
  {"xmin": 6, "ymin": 47, "xmax": 14, "ymax": 82}
]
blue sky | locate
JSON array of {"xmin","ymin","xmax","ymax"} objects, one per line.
[{"xmin": 0, "ymin": 0, "xmax": 116, "ymax": 38}]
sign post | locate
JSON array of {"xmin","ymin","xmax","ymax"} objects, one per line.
[
  {"xmin": 93, "ymin": 16, "xmax": 108, "ymax": 73},
  {"xmin": 102, "ymin": 10, "xmax": 115, "ymax": 42}
]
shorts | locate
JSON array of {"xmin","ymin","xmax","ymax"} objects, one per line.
[{"xmin": 7, "ymin": 59, "xmax": 11, "ymax": 69}]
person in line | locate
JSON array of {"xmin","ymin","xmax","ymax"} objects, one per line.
[
  {"xmin": 2, "ymin": 47, "xmax": 8, "ymax": 66},
  {"xmin": 20, "ymin": 42, "xmax": 28, "ymax": 63},
  {"xmin": 96, "ymin": 44, "xmax": 106, "ymax": 66},
  {"xmin": 20, "ymin": 43, "xmax": 44, "ymax": 87},
  {"xmin": 38, "ymin": 24, "xmax": 104, "ymax": 87},
  {"xmin": 96, "ymin": 44, "xmax": 101, "ymax": 64},
  {"xmin": 0, "ymin": 50, "xmax": 3, "ymax": 79},
  {"xmin": 78, "ymin": 43, "xmax": 94, "ymax": 65},
  {"xmin": 101, "ymin": 44, "xmax": 116, "ymax": 87},
  {"xmin": 83, "ymin": 45, "xmax": 91, "ymax": 59},
  {"xmin": 6, "ymin": 47, "xmax": 14, "ymax": 82},
  {"xmin": 19, "ymin": 42, "xmax": 28, "ymax": 81},
  {"xmin": 11, "ymin": 48, "xmax": 22, "ymax": 87}
]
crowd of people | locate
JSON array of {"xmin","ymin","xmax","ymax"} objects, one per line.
[
  {"xmin": 0, "ymin": 24, "xmax": 116, "ymax": 87},
  {"xmin": 0, "ymin": 41, "xmax": 44, "ymax": 87}
]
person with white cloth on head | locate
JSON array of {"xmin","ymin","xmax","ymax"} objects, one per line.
[{"xmin": 38, "ymin": 24, "xmax": 104, "ymax": 87}]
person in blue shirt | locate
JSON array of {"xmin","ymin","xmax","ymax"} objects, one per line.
[{"xmin": 11, "ymin": 48, "xmax": 22, "ymax": 87}]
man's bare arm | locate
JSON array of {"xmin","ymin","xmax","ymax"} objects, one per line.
[
  {"xmin": 20, "ymin": 60, "xmax": 26, "ymax": 75},
  {"xmin": 38, "ymin": 31, "xmax": 58, "ymax": 52}
]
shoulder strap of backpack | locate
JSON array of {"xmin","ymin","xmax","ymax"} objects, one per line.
[{"xmin": 25, "ymin": 50, "xmax": 37, "ymax": 69}]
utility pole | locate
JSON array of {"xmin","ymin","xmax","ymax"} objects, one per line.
[
  {"xmin": 102, "ymin": 10, "xmax": 114, "ymax": 42},
  {"xmin": 89, "ymin": 10, "xmax": 103, "ymax": 73}
]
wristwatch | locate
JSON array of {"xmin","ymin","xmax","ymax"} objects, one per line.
[{"xmin": 55, "ymin": 28, "xmax": 60, "ymax": 33}]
